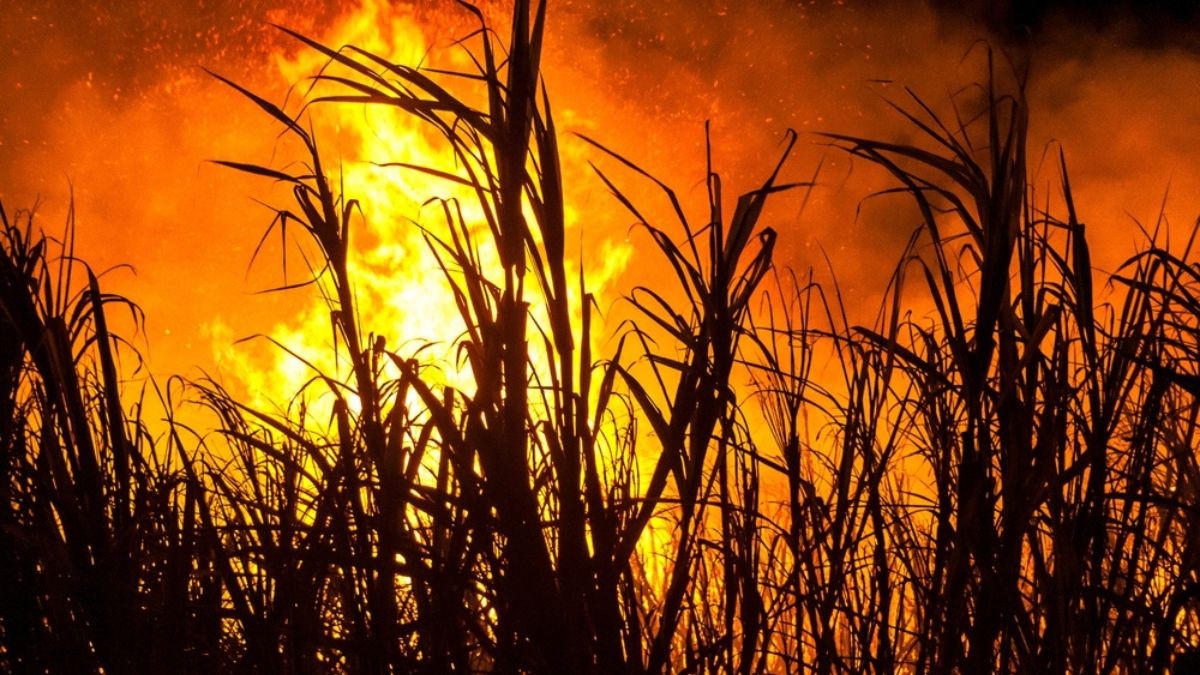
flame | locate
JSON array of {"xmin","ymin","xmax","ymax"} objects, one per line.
[
  {"xmin": 213, "ymin": 0, "xmax": 632, "ymax": 415},
  {"xmin": 4, "ymin": 3, "xmax": 1200, "ymax": 668}
]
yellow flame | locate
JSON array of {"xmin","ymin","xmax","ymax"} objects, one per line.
[{"xmin": 215, "ymin": 0, "xmax": 631, "ymax": 420}]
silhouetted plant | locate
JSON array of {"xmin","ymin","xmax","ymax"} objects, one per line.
[{"xmin": 2, "ymin": 4, "xmax": 1198, "ymax": 673}]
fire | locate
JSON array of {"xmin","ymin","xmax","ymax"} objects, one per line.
[
  {"xmin": 214, "ymin": 0, "xmax": 632, "ymax": 414},
  {"xmin": 5, "ymin": 2, "xmax": 1200, "ymax": 672}
]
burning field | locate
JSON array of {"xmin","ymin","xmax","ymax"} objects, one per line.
[{"xmin": 2, "ymin": 0, "xmax": 1199, "ymax": 671}]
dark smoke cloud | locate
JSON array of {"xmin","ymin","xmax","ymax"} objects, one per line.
[{"xmin": 932, "ymin": 0, "xmax": 1200, "ymax": 49}]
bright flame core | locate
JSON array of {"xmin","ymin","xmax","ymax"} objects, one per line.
[{"xmin": 217, "ymin": 0, "xmax": 632, "ymax": 414}]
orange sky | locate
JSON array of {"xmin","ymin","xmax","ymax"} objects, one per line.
[{"xmin": 1, "ymin": 0, "xmax": 1198, "ymax": 396}]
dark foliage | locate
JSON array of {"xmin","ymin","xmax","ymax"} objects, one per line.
[{"xmin": 2, "ymin": 3, "xmax": 1198, "ymax": 672}]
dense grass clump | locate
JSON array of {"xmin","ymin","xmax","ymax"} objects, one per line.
[
  {"xmin": 2, "ymin": 2, "xmax": 1199, "ymax": 672},
  {"xmin": 0, "ymin": 203, "xmax": 224, "ymax": 672}
]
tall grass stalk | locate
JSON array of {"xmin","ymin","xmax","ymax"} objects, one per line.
[{"xmin": 3, "ymin": 5, "xmax": 1199, "ymax": 673}]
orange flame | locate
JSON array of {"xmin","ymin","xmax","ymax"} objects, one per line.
[{"xmin": 214, "ymin": 0, "xmax": 632, "ymax": 413}]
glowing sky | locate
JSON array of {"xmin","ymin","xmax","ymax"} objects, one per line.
[{"xmin": 2, "ymin": 1, "xmax": 1197, "ymax": 391}]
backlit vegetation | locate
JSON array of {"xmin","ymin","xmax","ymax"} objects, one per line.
[{"xmin": 2, "ymin": 2, "xmax": 1198, "ymax": 672}]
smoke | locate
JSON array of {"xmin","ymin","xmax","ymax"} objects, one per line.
[
  {"xmin": 1, "ymin": 0, "xmax": 1197, "ymax": 379},
  {"xmin": 545, "ymin": 0, "xmax": 1200, "ymax": 311}
]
